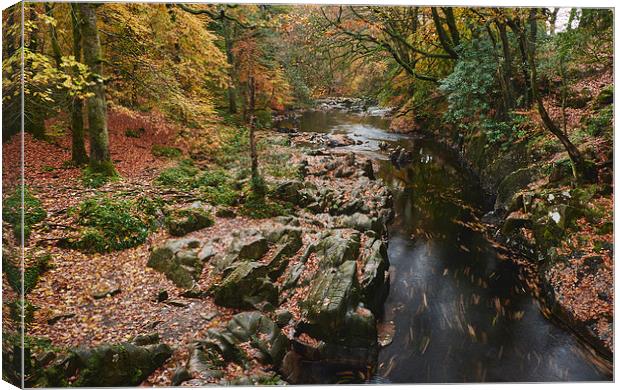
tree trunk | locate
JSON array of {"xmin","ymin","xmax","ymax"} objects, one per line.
[
  {"xmin": 70, "ymin": 3, "xmax": 88, "ymax": 165},
  {"xmin": 77, "ymin": 3, "xmax": 114, "ymax": 174},
  {"xmin": 522, "ymin": 9, "xmax": 595, "ymax": 182},
  {"xmin": 26, "ymin": 4, "xmax": 46, "ymax": 139},
  {"xmin": 497, "ymin": 22, "xmax": 515, "ymax": 110},
  {"xmin": 223, "ymin": 19, "xmax": 238, "ymax": 114},
  {"xmin": 248, "ymin": 75, "xmax": 260, "ymax": 189}
]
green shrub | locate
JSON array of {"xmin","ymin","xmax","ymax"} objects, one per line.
[
  {"xmin": 2, "ymin": 252, "xmax": 51, "ymax": 295},
  {"xmin": 439, "ymin": 38, "xmax": 498, "ymax": 128},
  {"xmin": 124, "ymin": 128, "xmax": 144, "ymax": 138},
  {"xmin": 2, "ymin": 186, "xmax": 47, "ymax": 240},
  {"xmin": 239, "ymin": 193, "xmax": 292, "ymax": 219},
  {"xmin": 156, "ymin": 163, "xmax": 240, "ymax": 206},
  {"xmin": 254, "ymin": 108, "xmax": 273, "ymax": 129},
  {"xmin": 9, "ymin": 299, "xmax": 36, "ymax": 324},
  {"xmin": 155, "ymin": 160, "xmax": 199, "ymax": 187},
  {"xmin": 152, "ymin": 144, "xmax": 182, "ymax": 158},
  {"xmin": 71, "ymin": 196, "xmax": 158, "ymax": 253},
  {"xmin": 586, "ymin": 105, "xmax": 613, "ymax": 137}
]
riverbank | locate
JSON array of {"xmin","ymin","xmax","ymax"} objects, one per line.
[{"xmin": 385, "ymin": 69, "xmax": 614, "ymax": 361}]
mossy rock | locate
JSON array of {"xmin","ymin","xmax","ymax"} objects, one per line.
[
  {"xmin": 148, "ymin": 238, "xmax": 212, "ymax": 288},
  {"xmin": 211, "ymin": 262, "xmax": 278, "ymax": 308},
  {"xmin": 226, "ymin": 311, "xmax": 289, "ymax": 366},
  {"xmin": 165, "ymin": 205, "xmax": 214, "ymax": 236},
  {"xmin": 64, "ymin": 342, "xmax": 172, "ymax": 387},
  {"xmin": 495, "ymin": 167, "xmax": 537, "ymax": 212}
]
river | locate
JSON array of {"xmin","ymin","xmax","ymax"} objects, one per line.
[{"xmin": 294, "ymin": 109, "xmax": 612, "ymax": 383}]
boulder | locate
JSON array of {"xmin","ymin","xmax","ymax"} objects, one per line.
[
  {"xmin": 226, "ymin": 311, "xmax": 289, "ymax": 366},
  {"xmin": 362, "ymin": 159, "xmax": 375, "ymax": 180},
  {"xmin": 272, "ymin": 181, "xmax": 307, "ymax": 205},
  {"xmin": 211, "ymin": 262, "xmax": 278, "ymax": 308},
  {"xmin": 358, "ymin": 238, "xmax": 390, "ymax": 314},
  {"xmin": 217, "ymin": 231, "xmax": 269, "ymax": 271},
  {"xmin": 312, "ymin": 231, "xmax": 360, "ymax": 268},
  {"xmin": 166, "ymin": 205, "xmax": 213, "ymax": 236},
  {"xmin": 60, "ymin": 342, "xmax": 172, "ymax": 387},
  {"xmin": 301, "ymin": 260, "xmax": 358, "ymax": 335},
  {"xmin": 495, "ymin": 167, "xmax": 536, "ymax": 213},
  {"xmin": 148, "ymin": 238, "xmax": 214, "ymax": 288},
  {"xmin": 336, "ymin": 213, "xmax": 385, "ymax": 235}
]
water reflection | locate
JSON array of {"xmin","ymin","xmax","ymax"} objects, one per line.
[{"xmin": 296, "ymin": 110, "xmax": 612, "ymax": 383}]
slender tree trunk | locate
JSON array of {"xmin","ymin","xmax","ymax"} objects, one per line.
[
  {"xmin": 223, "ymin": 20, "xmax": 238, "ymax": 114},
  {"xmin": 77, "ymin": 3, "xmax": 114, "ymax": 174},
  {"xmin": 70, "ymin": 3, "xmax": 88, "ymax": 165},
  {"xmin": 549, "ymin": 8, "xmax": 559, "ymax": 35},
  {"xmin": 248, "ymin": 75, "xmax": 260, "ymax": 190}
]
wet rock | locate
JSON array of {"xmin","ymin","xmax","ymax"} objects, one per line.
[
  {"xmin": 231, "ymin": 231, "xmax": 269, "ymax": 261},
  {"xmin": 148, "ymin": 238, "xmax": 214, "ymax": 288},
  {"xmin": 495, "ymin": 167, "xmax": 536, "ymax": 213},
  {"xmin": 358, "ymin": 237, "xmax": 390, "ymax": 314},
  {"xmin": 311, "ymin": 231, "xmax": 360, "ymax": 268},
  {"xmin": 165, "ymin": 204, "xmax": 214, "ymax": 236}
]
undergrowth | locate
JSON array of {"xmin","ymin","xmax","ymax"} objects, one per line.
[
  {"xmin": 69, "ymin": 195, "xmax": 163, "ymax": 253},
  {"xmin": 2, "ymin": 186, "xmax": 47, "ymax": 241}
]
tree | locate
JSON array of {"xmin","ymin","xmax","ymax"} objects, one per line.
[
  {"xmin": 506, "ymin": 9, "xmax": 596, "ymax": 182},
  {"xmin": 69, "ymin": 4, "xmax": 89, "ymax": 165},
  {"xmin": 77, "ymin": 3, "xmax": 114, "ymax": 174}
]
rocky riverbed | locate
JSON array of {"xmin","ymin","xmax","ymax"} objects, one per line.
[{"xmin": 24, "ymin": 130, "xmax": 394, "ymax": 386}]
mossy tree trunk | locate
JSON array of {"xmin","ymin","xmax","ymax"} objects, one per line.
[
  {"xmin": 70, "ymin": 4, "xmax": 89, "ymax": 165},
  {"xmin": 77, "ymin": 3, "xmax": 114, "ymax": 174}
]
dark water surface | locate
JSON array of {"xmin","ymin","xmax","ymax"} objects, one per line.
[{"xmin": 296, "ymin": 110, "xmax": 612, "ymax": 383}]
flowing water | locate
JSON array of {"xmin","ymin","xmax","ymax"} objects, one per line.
[{"xmin": 294, "ymin": 109, "xmax": 612, "ymax": 383}]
